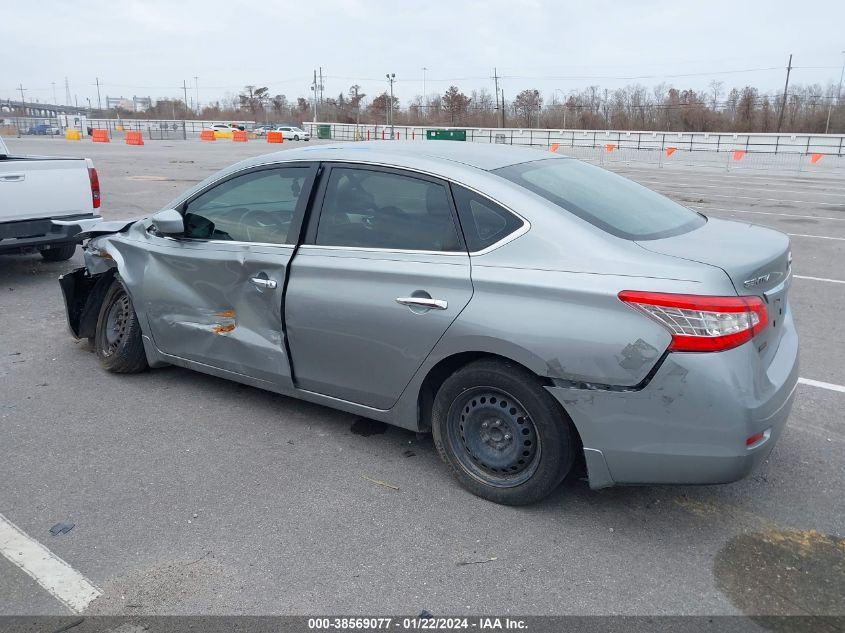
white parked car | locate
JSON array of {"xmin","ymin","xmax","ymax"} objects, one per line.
[
  {"xmin": 253, "ymin": 125, "xmax": 277, "ymax": 137},
  {"xmin": 274, "ymin": 126, "xmax": 310, "ymax": 141},
  {"xmin": 207, "ymin": 123, "xmax": 245, "ymax": 133}
]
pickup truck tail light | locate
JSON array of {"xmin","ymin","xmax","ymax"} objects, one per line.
[
  {"xmin": 88, "ymin": 167, "xmax": 101, "ymax": 209},
  {"xmin": 618, "ymin": 291, "xmax": 768, "ymax": 352}
]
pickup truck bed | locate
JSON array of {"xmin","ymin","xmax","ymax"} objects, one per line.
[{"xmin": 0, "ymin": 136, "xmax": 102, "ymax": 260}]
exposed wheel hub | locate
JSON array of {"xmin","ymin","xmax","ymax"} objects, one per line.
[
  {"xmin": 447, "ymin": 388, "xmax": 540, "ymax": 486},
  {"xmin": 479, "ymin": 418, "xmax": 513, "ymax": 450}
]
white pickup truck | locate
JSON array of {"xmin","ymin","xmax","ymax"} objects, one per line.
[{"xmin": 0, "ymin": 136, "xmax": 102, "ymax": 261}]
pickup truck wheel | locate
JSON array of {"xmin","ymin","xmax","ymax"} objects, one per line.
[
  {"xmin": 94, "ymin": 276, "xmax": 148, "ymax": 373},
  {"xmin": 40, "ymin": 243, "xmax": 76, "ymax": 262},
  {"xmin": 432, "ymin": 359, "xmax": 574, "ymax": 506}
]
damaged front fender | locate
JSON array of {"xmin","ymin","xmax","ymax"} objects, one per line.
[
  {"xmin": 57, "ymin": 230, "xmax": 130, "ymax": 339},
  {"xmin": 58, "ymin": 266, "xmax": 117, "ymax": 339}
]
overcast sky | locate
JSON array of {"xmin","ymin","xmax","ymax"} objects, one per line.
[{"xmin": 3, "ymin": 0, "xmax": 844, "ymax": 108}]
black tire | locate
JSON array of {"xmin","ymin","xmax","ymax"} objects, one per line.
[
  {"xmin": 40, "ymin": 243, "xmax": 76, "ymax": 262},
  {"xmin": 293, "ymin": 134, "xmax": 300, "ymax": 141},
  {"xmin": 432, "ymin": 359, "xmax": 575, "ymax": 505},
  {"xmin": 93, "ymin": 276, "xmax": 148, "ymax": 373}
]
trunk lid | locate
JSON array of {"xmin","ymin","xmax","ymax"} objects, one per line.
[{"xmin": 637, "ymin": 217, "xmax": 792, "ymax": 363}]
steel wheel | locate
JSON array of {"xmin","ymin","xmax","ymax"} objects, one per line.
[
  {"xmin": 446, "ymin": 386, "xmax": 541, "ymax": 488},
  {"xmin": 93, "ymin": 276, "xmax": 148, "ymax": 373},
  {"xmin": 102, "ymin": 292, "xmax": 131, "ymax": 357}
]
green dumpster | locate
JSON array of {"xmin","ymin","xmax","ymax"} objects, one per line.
[
  {"xmin": 426, "ymin": 129, "xmax": 466, "ymax": 141},
  {"xmin": 317, "ymin": 124, "xmax": 332, "ymax": 139}
]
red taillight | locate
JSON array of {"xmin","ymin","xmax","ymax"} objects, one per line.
[
  {"xmin": 618, "ymin": 291, "xmax": 768, "ymax": 353},
  {"xmin": 746, "ymin": 432, "xmax": 765, "ymax": 446},
  {"xmin": 88, "ymin": 167, "xmax": 101, "ymax": 209}
]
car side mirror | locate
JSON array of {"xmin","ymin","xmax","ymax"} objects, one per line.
[{"xmin": 150, "ymin": 208, "xmax": 185, "ymax": 236}]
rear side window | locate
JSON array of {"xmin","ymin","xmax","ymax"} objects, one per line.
[
  {"xmin": 451, "ymin": 186, "xmax": 524, "ymax": 252},
  {"xmin": 315, "ymin": 167, "xmax": 462, "ymax": 251},
  {"xmin": 494, "ymin": 158, "xmax": 705, "ymax": 240}
]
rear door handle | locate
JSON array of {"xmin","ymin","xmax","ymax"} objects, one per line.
[
  {"xmin": 250, "ymin": 277, "xmax": 277, "ymax": 289},
  {"xmin": 395, "ymin": 297, "xmax": 448, "ymax": 310},
  {"xmin": 0, "ymin": 174, "xmax": 25, "ymax": 182}
]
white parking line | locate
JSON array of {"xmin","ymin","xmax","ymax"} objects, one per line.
[
  {"xmin": 612, "ymin": 167, "xmax": 845, "ymax": 192},
  {"xmin": 654, "ymin": 189, "xmax": 844, "ymax": 207},
  {"xmin": 0, "ymin": 513, "xmax": 101, "ymax": 613},
  {"xmin": 632, "ymin": 178, "xmax": 845, "ymax": 198},
  {"xmin": 688, "ymin": 205, "xmax": 845, "ymax": 222},
  {"xmin": 794, "ymin": 275, "xmax": 845, "ymax": 284},
  {"xmin": 787, "ymin": 233, "xmax": 845, "ymax": 241},
  {"xmin": 799, "ymin": 378, "xmax": 845, "ymax": 394}
]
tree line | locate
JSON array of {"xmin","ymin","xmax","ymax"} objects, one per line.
[{"xmin": 105, "ymin": 81, "xmax": 845, "ymax": 134}]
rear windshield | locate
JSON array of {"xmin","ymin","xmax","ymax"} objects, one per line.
[{"xmin": 494, "ymin": 158, "xmax": 705, "ymax": 240}]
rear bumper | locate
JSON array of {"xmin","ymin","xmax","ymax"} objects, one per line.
[
  {"xmin": 0, "ymin": 215, "xmax": 101, "ymax": 254},
  {"xmin": 548, "ymin": 308, "xmax": 799, "ymax": 488}
]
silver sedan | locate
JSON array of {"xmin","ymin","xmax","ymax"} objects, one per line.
[{"xmin": 59, "ymin": 142, "xmax": 798, "ymax": 505}]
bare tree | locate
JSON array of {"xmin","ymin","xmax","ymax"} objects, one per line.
[
  {"xmin": 513, "ymin": 89, "xmax": 542, "ymax": 127},
  {"xmin": 239, "ymin": 86, "xmax": 269, "ymax": 116},
  {"xmin": 441, "ymin": 86, "xmax": 471, "ymax": 124}
]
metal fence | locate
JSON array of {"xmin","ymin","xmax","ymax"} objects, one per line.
[
  {"xmin": 300, "ymin": 122, "xmax": 845, "ymax": 174},
  {"xmin": 302, "ymin": 122, "xmax": 845, "ymax": 156},
  {"xmin": 563, "ymin": 145, "xmax": 845, "ymax": 174},
  {"xmin": 0, "ymin": 116, "xmax": 258, "ymax": 139}
]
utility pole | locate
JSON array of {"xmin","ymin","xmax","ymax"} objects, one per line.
[
  {"xmin": 493, "ymin": 68, "xmax": 501, "ymax": 127},
  {"xmin": 312, "ymin": 70, "xmax": 318, "ymax": 123},
  {"xmin": 319, "ymin": 67, "xmax": 324, "ymax": 111},
  {"xmin": 501, "ymin": 89, "xmax": 506, "ymax": 128},
  {"xmin": 824, "ymin": 51, "xmax": 845, "ymax": 134},
  {"xmin": 386, "ymin": 73, "xmax": 396, "ymax": 137},
  {"xmin": 64, "ymin": 77, "xmax": 71, "ymax": 106},
  {"xmin": 194, "ymin": 76, "xmax": 200, "ymax": 115},
  {"xmin": 776, "ymin": 54, "xmax": 793, "ymax": 133},
  {"xmin": 51, "ymin": 82, "xmax": 57, "ymax": 105},
  {"xmin": 17, "ymin": 83, "xmax": 26, "ymax": 104},
  {"xmin": 95, "ymin": 77, "xmax": 102, "ymax": 111},
  {"xmin": 182, "ymin": 79, "xmax": 189, "ymax": 117},
  {"xmin": 422, "ymin": 67, "xmax": 428, "ymax": 99}
]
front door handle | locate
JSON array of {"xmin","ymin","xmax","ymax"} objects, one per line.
[
  {"xmin": 250, "ymin": 277, "xmax": 277, "ymax": 289},
  {"xmin": 0, "ymin": 174, "xmax": 25, "ymax": 182},
  {"xmin": 395, "ymin": 297, "xmax": 448, "ymax": 310}
]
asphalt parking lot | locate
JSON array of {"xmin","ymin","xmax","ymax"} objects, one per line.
[{"xmin": 1, "ymin": 136, "xmax": 843, "ymax": 617}]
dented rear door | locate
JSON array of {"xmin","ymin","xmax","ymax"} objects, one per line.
[{"xmin": 140, "ymin": 164, "xmax": 316, "ymax": 387}]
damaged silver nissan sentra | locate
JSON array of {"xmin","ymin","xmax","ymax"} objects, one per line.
[{"xmin": 59, "ymin": 142, "xmax": 798, "ymax": 505}]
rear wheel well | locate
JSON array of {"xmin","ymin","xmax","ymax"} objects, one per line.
[
  {"xmin": 417, "ymin": 352, "xmax": 553, "ymax": 432},
  {"xmin": 417, "ymin": 351, "xmax": 585, "ymax": 474}
]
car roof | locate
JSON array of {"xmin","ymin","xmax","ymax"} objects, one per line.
[{"xmin": 249, "ymin": 140, "xmax": 561, "ymax": 172}]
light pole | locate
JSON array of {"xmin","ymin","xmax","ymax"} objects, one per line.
[
  {"xmin": 386, "ymin": 73, "xmax": 396, "ymax": 138},
  {"xmin": 553, "ymin": 88, "xmax": 567, "ymax": 129},
  {"xmin": 824, "ymin": 51, "xmax": 845, "ymax": 134},
  {"xmin": 194, "ymin": 76, "xmax": 199, "ymax": 115}
]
